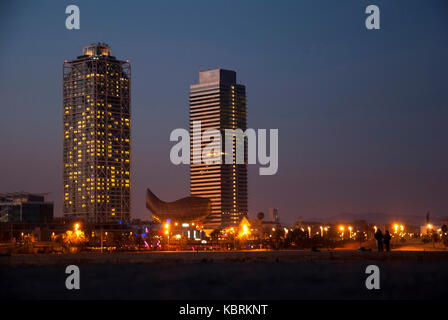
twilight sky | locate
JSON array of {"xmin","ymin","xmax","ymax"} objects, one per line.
[{"xmin": 0, "ymin": 0, "xmax": 447, "ymax": 224}]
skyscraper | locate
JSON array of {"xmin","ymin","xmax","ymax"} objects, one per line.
[
  {"xmin": 63, "ymin": 43, "xmax": 131, "ymax": 223},
  {"xmin": 190, "ymin": 69, "xmax": 248, "ymax": 228}
]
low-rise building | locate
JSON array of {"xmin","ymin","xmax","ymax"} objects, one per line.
[{"xmin": 0, "ymin": 192, "xmax": 53, "ymax": 222}]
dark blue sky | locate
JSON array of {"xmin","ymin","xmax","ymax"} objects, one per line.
[{"xmin": 0, "ymin": 0, "xmax": 447, "ymax": 224}]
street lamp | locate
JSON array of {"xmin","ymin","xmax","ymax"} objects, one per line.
[
  {"xmin": 427, "ymin": 224, "xmax": 434, "ymax": 247},
  {"xmin": 164, "ymin": 222, "xmax": 170, "ymax": 247}
]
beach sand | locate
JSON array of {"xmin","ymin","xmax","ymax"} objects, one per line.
[{"xmin": 1, "ymin": 250, "xmax": 447, "ymax": 299}]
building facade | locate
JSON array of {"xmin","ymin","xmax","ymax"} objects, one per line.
[
  {"xmin": 0, "ymin": 192, "xmax": 53, "ymax": 222},
  {"xmin": 189, "ymin": 69, "xmax": 248, "ymax": 228},
  {"xmin": 63, "ymin": 43, "xmax": 131, "ymax": 223}
]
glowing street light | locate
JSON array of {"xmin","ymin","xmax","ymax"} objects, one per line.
[
  {"xmin": 339, "ymin": 226, "xmax": 344, "ymax": 239},
  {"xmin": 238, "ymin": 224, "xmax": 250, "ymax": 238},
  {"xmin": 399, "ymin": 224, "xmax": 404, "ymax": 237},
  {"xmin": 427, "ymin": 224, "xmax": 433, "ymax": 235},
  {"xmin": 164, "ymin": 222, "xmax": 171, "ymax": 246}
]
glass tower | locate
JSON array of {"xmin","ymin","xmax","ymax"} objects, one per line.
[{"xmin": 189, "ymin": 69, "xmax": 248, "ymax": 228}]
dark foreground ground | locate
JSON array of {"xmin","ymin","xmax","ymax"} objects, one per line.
[{"xmin": 1, "ymin": 250, "xmax": 448, "ymax": 299}]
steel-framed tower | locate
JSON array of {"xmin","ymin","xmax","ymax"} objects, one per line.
[{"xmin": 63, "ymin": 43, "xmax": 131, "ymax": 223}]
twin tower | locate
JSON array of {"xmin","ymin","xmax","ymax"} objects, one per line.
[{"xmin": 63, "ymin": 43, "xmax": 247, "ymax": 228}]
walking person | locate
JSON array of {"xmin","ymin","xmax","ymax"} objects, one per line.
[{"xmin": 374, "ymin": 228, "xmax": 384, "ymax": 252}]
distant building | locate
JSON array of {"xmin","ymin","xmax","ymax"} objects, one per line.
[
  {"xmin": 63, "ymin": 43, "xmax": 131, "ymax": 223},
  {"xmin": 0, "ymin": 192, "xmax": 53, "ymax": 222},
  {"xmin": 189, "ymin": 69, "xmax": 248, "ymax": 228},
  {"xmin": 268, "ymin": 208, "xmax": 279, "ymax": 223}
]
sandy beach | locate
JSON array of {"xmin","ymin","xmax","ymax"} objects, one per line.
[{"xmin": 1, "ymin": 250, "xmax": 448, "ymax": 299}]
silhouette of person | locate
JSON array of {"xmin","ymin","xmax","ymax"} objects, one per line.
[
  {"xmin": 383, "ymin": 230, "xmax": 392, "ymax": 252},
  {"xmin": 374, "ymin": 229, "xmax": 384, "ymax": 252}
]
